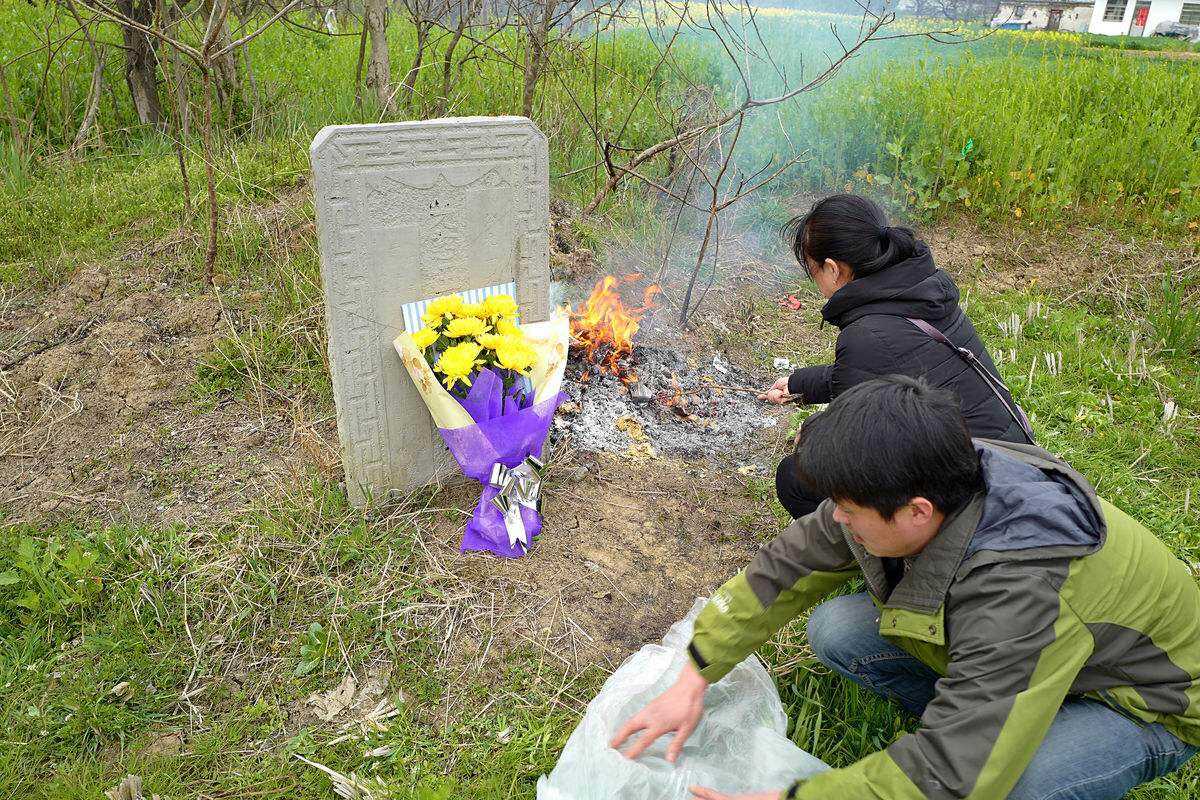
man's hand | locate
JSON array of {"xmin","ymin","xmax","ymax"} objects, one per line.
[
  {"xmin": 610, "ymin": 661, "xmax": 708, "ymax": 763},
  {"xmin": 690, "ymin": 787, "xmax": 783, "ymax": 800},
  {"xmin": 758, "ymin": 376, "xmax": 791, "ymax": 405}
]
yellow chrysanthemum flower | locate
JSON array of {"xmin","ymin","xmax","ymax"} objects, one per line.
[
  {"xmin": 495, "ymin": 317, "xmax": 521, "ymax": 337},
  {"xmin": 477, "ymin": 332, "xmax": 503, "ymax": 350},
  {"xmin": 483, "ymin": 294, "xmax": 519, "ymax": 319},
  {"xmin": 445, "ymin": 316, "xmax": 487, "ymax": 338},
  {"xmin": 495, "ymin": 335, "xmax": 537, "ymax": 374},
  {"xmin": 422, "ymin": 294, "xmax": 464, "ymax": 327},
  {"xmin": 435, "ymin": 341, "xmax": 483, "ymax": 390},
  {"xmin": 460, "ymin": 302, "xmax": 488, "ymax": 318},
  {"xmin": 412, "ymin": 327, "xmax": 439, "ymax": 351}
]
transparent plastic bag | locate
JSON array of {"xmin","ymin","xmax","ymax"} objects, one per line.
[{"xmin": 537, "ymin": 599, "xmax": 828, "ymax": 799}]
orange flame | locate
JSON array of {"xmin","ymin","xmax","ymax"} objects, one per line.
[{"xmin": 569, "ymin": 274, "xmax": 661, "ymax": 377}]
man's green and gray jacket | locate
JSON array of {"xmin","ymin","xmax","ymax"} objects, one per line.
[{"xmin": 687, "ymin": 440, "xmax": 1200, "ymax": 799}]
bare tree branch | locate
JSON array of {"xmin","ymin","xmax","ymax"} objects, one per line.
[{"xmin": 212, "ymin": 0, "xmax": 302, "ymax": 59}]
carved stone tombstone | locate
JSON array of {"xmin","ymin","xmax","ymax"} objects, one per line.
[{"xmin": 310, "ymin": 117, "xmax": 550, "ymax": 505}]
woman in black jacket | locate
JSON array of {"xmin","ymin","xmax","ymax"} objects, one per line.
[{"xmin": 763, "ymin": 194, "xmax": 1032, "ymax": 519}]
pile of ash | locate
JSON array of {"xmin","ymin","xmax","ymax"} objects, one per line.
[{"xmin": 553, "ymin": 344, "xmax": 783, "ymax": 460}]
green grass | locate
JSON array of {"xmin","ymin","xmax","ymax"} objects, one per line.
[
  {"xmin": 662, "ymin": 12, "xmax": 1199, "ymax": 234},
  {"xmin": 971, "ymin": 290, "xmax": 1200, "ymax": 549},
  {"xmin": 802, "ymin": 44, "xmax": 1200, "ymax": 231},
  {"xmin": 11, "ymin": 261, "xmax": 1192, "ymax": 799},
  {"xmin": 1081, "ymin": 32, "xmax": 1200, "ymax": 53},
  {"xmin": 0, "ymin": 481, "xmax": 611, "ymax": 799}
]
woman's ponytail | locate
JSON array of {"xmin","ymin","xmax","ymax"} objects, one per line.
[{"xmin": 782, "ymin": 195, "xmax": 922, "ymax": 279}]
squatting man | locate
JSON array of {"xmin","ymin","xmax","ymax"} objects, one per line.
[{"xmin": 611, "ymin": 376, "xmax": 1200, "ymax": 800}]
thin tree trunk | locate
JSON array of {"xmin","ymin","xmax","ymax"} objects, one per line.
[
  {"xmin": 436, "ymin": 5, "xmax": 473, "ymax": 116},
  {"xmin": 72, "ymin": 45, "xmax": 107, "ymax": 152},
  {"xmin": 173, "ymin": 44, "xmax": 190, "ymax": 137},
  {"xmin": 202, "ymin": 68, "xmax": 218, "ymax": 286},
  {"xmin": 156, "ymin": 0, "xmax": 191, "ymax": 137},
  {"xmin": 241, "ymin": 41, "xmax": 259, "ymax": 135},
  {"xmin": 203, "ymin": 1, "xmax": 241, "ymax": 120},
  {"xmin": 364, "ymin": 0, "xmax": 396, "ymax": 116},
  {"xmin": 175, "ymin": 126, "xmax": 192, "ymax": 218},
  {"xmin": 117, "ymin": 0, "xmax": 164, "ymax": 128},
  {"xmin": 521, "ymin": 0, "xmax": 555, "ymax": 119},
  {"xmin": 521, "ymin": 37, "xmax": 542, "ymax": 119},
  {"xmin": 353, "ymin": 18, "xmax": 368, "ymax": 117},
  {"xmin": 680, "ymin": 207, "xmax": 716, "ymax": 326},
  {"xmin": 401, "ymin": 25, "xmax": 427, "ymax": 111},
  {"xmin": 157, "ymin": 0, "xmax": 192, "ymax": 217},
  {"xmin": 65, "ymin": 0, "xmax": 107, "ymax": 152}
]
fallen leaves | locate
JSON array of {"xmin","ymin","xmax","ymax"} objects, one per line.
[
  {"xmin": 110, "ymin": 681, "xmax": 135, "ymax": 703},
  {"xmin": 306, "ymin": 673, "xmax": 358, "ymax": 722},
  {"xmin": 105, "ymin": 775, "xmax": 159, "ymax": 800}
]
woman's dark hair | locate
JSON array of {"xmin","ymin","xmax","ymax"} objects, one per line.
[
  {"xmin": 794, "ymin": 375, "xmax": 983, "ymax": 519},
  {"xmin": 782, "ymin": 194, "xmax": 920, "ymax": 279}
]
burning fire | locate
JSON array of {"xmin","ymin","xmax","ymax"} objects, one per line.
[{"xmin": 569, "ymin": 274, "xmax": 661, "ymax": 378}]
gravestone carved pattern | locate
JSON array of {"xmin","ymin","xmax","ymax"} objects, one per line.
[{"xmin": 311, "ymin": 117, "xmax": 550, "ymax": 505}]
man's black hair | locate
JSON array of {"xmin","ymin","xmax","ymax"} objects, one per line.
[{"xmin": 794, "ymin": 376, "xmax": 983, "ymax": 519}]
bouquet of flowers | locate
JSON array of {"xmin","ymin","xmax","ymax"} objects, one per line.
[{"xmin": 394, "ymin": 293, "xmax": 569, "ymax": 557}]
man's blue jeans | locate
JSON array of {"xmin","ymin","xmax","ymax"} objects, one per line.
[{"xmin": 806, "ymin": 593, "xmax": 1198, "ymax": 800}]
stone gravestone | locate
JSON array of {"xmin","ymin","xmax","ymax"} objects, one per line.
[{"xmin": 310, "ymin": 117, "xmax": 551, "ymax": 505}]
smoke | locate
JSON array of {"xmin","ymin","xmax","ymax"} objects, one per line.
[{"xmin": 578, "ymin": 3, "xmax": 974, "ymax": 322}]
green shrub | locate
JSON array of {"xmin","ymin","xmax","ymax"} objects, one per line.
[{"xmin": 1080, "ymin": 32, "xmax": 1200, "ymax": 53}]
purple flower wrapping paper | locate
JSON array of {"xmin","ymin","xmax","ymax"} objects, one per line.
[{"xmin": 394, "ymin": 313, "xmax": 570, "ymax": 558}]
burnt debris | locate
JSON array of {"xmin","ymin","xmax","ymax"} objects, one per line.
[{"xmin": 554, "ymin": 343, "xmax": 780, "ymax": 459}]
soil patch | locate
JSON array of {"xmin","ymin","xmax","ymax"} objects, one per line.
[
  {"xmin": 921, "ymin": 216, "xmax": 1198, "ymax": 298},
  {"xmin": 411, "ymin": 448, "xmax": 781, "ymax": 681},
  {"xmin": 0, "ymin": 256, "xmax": 333, "ymax": 527}
]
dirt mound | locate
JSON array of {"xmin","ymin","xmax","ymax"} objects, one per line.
[
  {"xmin": 412, "ymin": 449, "xmax": 781, "ymax": 680},
  {"xmin": 0, "ymin": 258, "xmax": 325, "ymax": 526}
]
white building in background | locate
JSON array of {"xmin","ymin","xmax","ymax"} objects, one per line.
[
  {"xmin": 991, "ymin": 1, "xmax": 1094, "ymax": 31},
  {"xmin": 1088, "ymin": 0, "xmax": 1200, "ymax": 37}
]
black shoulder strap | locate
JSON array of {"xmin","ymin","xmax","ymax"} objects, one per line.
[{"xmin": 904, "ymin": 317, "xmax": 1036, "ymax": 444}]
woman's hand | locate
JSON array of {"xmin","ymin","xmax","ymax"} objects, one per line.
[
  {"xmin": 610, "ymin": 661, "xmax": 708, "ymax": 763},
  {"xmin": 758, "ymin": 376, "xmax": 791, "ymax": 405},
  {"xmin": 689, "ymin": 787, "xmax": 783, "ymax": 800}
]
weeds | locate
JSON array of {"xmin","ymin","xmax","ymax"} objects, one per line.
[
  {"xmin": 0, "ymin": 526, "xmax": 114, "ymax": 636},
  {"xmin": 1148, "ymin": 274, "xmax": 1200, "ymax": 356},
  {"xmin": 805, "ymin": 45, "xmax": 1200, "ymax": 231},
  {"xmin": 0, "ymin": 136, "xmax": 33, "ymax": 194},
  {"xmin": 196, "ymin": 325, "xmax": 327, "ymax": 402},
  {"xmin": 295, "ymin": 622, "xmax": 333, "ymax": 677},
  {"xmin": 1081, "ymin": 32, "xmax": 1200, "ymax": 53}
]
